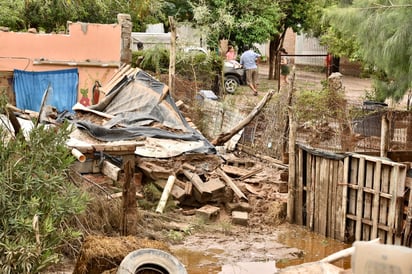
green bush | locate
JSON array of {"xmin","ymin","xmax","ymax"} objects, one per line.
[
  {"xmin": 0, "ymin": 102, "xmax": 88, "ymax": 273},
  {"xmin": 131, "ymin": 46, "xmax": 224, "ymax": 93},
  {"xmin": 133, "ymin": 45, "xmax": 170, "ymax": 75}
]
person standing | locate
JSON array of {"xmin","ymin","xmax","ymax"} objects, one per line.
[
  {"xmin": 280, "ymin": 48, "xmax": 290, "ymax": 84},
  {"xmin": 226, "ymin": 45, "xmax": 236, "ymax": 61},
  {"xmin": 240, "ymin": 45, "xmax": 261, "ymax": 96}
]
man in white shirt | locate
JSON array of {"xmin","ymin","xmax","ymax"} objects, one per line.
[{"xmin": 240, "ymin": 45, "xmax": 261, "ymax": 96}]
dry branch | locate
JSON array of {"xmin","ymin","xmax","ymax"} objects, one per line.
[{"xmin": 211, "ymin": 89, "xmax": 275, "ymax": 146}]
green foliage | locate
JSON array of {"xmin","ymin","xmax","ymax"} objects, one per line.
[
  {"xmin": 294, "ymin": 87, "xmax": 347, "ymax": 124},
  {"xmin": 191, "ymin": 0, "xmax": 281, "ymax": 48},
  {"xmin": 324, "ymin": 0, "xmax": 412, "ymax": 101},
  {"xmin": 176, "ymin": 50, "xmax": 222, "ymax": 85},
  {"xmin": 162, "ymin": 0, "xmax": 194, "ymax": 22},
  {"xmin": 166, "ymin": 230, "xmax": 185, "ymax": 243},
  {"xmin": 133, "ymin": 47, "xmax": 223, "ymax": 93},
  {"xmin": 139, "ymin": 46, "xmax": 171, "ymax": 75},
  {"xmin": 319, "ymin": 26, "xmax": 360, "ymax": 60},
  {"xmin": 0, "ymin": 108, "xmax": 88, "ymax": 273},
  {"xmin": 0, "ymin": 0, "xmax": 167, "ymax": 32},
  {"xmin": 0, "ymin": 0, "xmax": 25, "ymax": 30}
]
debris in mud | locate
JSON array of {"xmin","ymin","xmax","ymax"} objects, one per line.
[{"xmin": 73, "ymin": 235, "xmax": 170, "ymax": 274}]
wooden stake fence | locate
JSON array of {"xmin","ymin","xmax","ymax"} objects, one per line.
[{"xmin": 291, "ymin": 144, "xmax": 411, "ymax": 247}]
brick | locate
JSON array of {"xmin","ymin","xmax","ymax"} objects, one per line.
[
  {"xmin": 226, "ymin": 202, "xmax": 252, "ymax": 213},
  {"xmin": 195, "ymin": 205, "xmax": 220, "ymax": 222},
  {"xmin": 232, "ymin": 211, "xmax": 248, "ymax": 226}
]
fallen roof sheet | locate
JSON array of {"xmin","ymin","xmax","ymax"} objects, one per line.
[{"xmin": 71, "ymin": 68, "xmax": 216, "ymax": 157}]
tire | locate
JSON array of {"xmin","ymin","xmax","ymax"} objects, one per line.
[
  {"xmin": 117, "ymin": 248, "xmax": 187, "ymax": 274},
  {"xmin": 224, "ymin": 75, "xmax": 240, "ymax": 94}
]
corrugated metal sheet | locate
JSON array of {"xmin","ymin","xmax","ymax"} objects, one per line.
[{"xmin": 13, "ymin": 68, "xmax": 78, "ymax": 112}]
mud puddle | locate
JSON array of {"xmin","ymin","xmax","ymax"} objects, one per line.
[{"xmin": 172, "ymin": 223, "xmax": 351, "ymax": 273}]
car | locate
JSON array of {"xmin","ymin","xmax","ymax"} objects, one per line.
[
  {"xmin": 182, "ymin": 46, "xmax": 208, "ymax": 55},
  {"xmin": 223, "ymin": 60, "xmax": 246, "ymax": 94}
]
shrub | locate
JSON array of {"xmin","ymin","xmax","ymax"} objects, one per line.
[{"xmin": 0, "ymin": 100, "xmax": 88, "ymax": 273}]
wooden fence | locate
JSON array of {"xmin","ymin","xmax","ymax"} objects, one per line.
[{"xmin": 290, "ymin": 144, "xmax": 412, "ymax": 247}]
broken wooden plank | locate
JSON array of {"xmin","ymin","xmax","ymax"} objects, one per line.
[
  {"xmin": 239, "ymin": 167, "xmax": 263, "ymax": 180},
  {"xmin": 221, "ymin": 165, "xmax": 249, "ymax": 177},
  {"xmin": 100, "ymin": 64, "xmax": 131, "ymax": 94},
  {"xmin": 108, "ymin": 192, "xmax": 144, "ymax": 200},
  {"xmin": 138, "ymin": 161, "xmax": 173, "ymax": 180},
  {"xmin": 102, "ymin": 160, "xmax": 121, "ymax": 181},
  {"xmin": 216, "ymin": 168, "xmax": 248, "ymax": 201},
  {"xmin": 156, "ymin": 175, "xmax": 176, "ymax": 214},
  {"xmin": 182, "ymin": 162, "xmax": 196, "ymax": 171}
]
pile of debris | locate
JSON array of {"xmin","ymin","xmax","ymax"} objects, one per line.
[{"xmin": 65, "ymin": 64, "xmax": 288, "ymax": 226}]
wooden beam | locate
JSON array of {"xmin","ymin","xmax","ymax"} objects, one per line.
[
  {"xmin": 102, "ymin": 160, "xmax": 121, "ymax": 181},
  {"xmin": 121, "ymin": 160, "xmax": 138, "ymax": 236},
  {"xmin": 216, "ymin": 168, "xmax": 248, "ymax": 201},
  {"xmin": 239, "ymin": 167, "xmax": 263, "ymax": 180}
]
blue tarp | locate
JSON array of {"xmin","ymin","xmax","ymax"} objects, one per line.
[{"xmin": 13, "ymin": 68, "xmax": 78, "ymax": 112}]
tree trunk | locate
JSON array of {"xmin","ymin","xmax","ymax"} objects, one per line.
[
  {"xmin": 268, "ymin": 40, "xmax": 277, "ymax": 80},
  {"xmin": 268, "ymin": 30, "xmax": 287, "ymax": 80}
]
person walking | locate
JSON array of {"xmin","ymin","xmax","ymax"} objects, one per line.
[{"xmin": 240, "ymin": 45, "xmax": 261, "ymax": 96}]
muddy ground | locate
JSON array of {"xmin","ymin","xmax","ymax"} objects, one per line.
[
  {"xmin": 154, "ymin": 68, "xmax": 371, "ymax": 272},
  {"xmin": 47, "ymin": 66, "xmax": 373, "ymax": 273}
]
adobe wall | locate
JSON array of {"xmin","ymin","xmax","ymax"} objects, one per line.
[{"xmin": 0, "ymin": 19, "xmax": 128, "ymax": 107}]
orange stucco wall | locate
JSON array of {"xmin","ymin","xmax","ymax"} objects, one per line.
[{"xmin": 0, "ymin": 22, "xmax": 122, "ymax": 106}]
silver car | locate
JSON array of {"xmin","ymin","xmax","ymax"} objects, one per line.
[{"xmin": 223, "ymin": 61, "xmax": 246, "ymax": 94}]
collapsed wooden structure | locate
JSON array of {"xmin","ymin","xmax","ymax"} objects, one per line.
[{"xmin": 65, "ymin": 64, "xmax": 286, "ymax": 233}]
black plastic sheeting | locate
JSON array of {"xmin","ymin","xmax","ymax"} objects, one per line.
[{"xmin": 74, "ymin": 70, "xmax": 216, "ymax": 155}]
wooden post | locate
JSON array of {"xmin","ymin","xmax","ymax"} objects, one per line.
[
  {"xmin": 287, "ymin": 107, "xmax": 297, "ymax": 223},
  {"xmin": 286, "ymin": 68, "xmax": 296, "ymax": 222},
  {"xmin": 380, "ymin": 113, "xmax": 389, "ymax": 157},
  {"xmin": 121, "ymin": 159, "xmax": 138, "ymax": 236},
  {"xmin": 281, "ymin": 67, "xmax": 296, "ymax": 164},
  {"xmin": 168, "ymin": 16, "xmax": 176, "ymax": 97},
  {"xmin": 156, "ymin": 175, "xmax": 176, "ymax": 214}
]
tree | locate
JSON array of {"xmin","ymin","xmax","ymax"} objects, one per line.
[
  {"xmin": 0, "ymin": 0, "xmax": 167, "ymax": 32},
  {"xmin": 324, "ymin": 0, "xmax": 412, "ymax": 102},
  {"xmin": 0, "ymin": 0, "xmax": 25, "ymax": 30},
  {"xmin": 190, "ymin": 0, "xmax": 281, "ymax": 51},
  {"xmin": 268, "ymin": 0, "xmax": 324, "ymax": 80}
]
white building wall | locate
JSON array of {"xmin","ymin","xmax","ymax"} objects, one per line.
[{"xmin": 295, "ymin": 34, "xmax": 327, "ymax": 66}]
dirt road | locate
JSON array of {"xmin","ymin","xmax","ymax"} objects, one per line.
[{"xmin": 258, "ymin": 64, "xmax": 372, "ymax": 106}]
